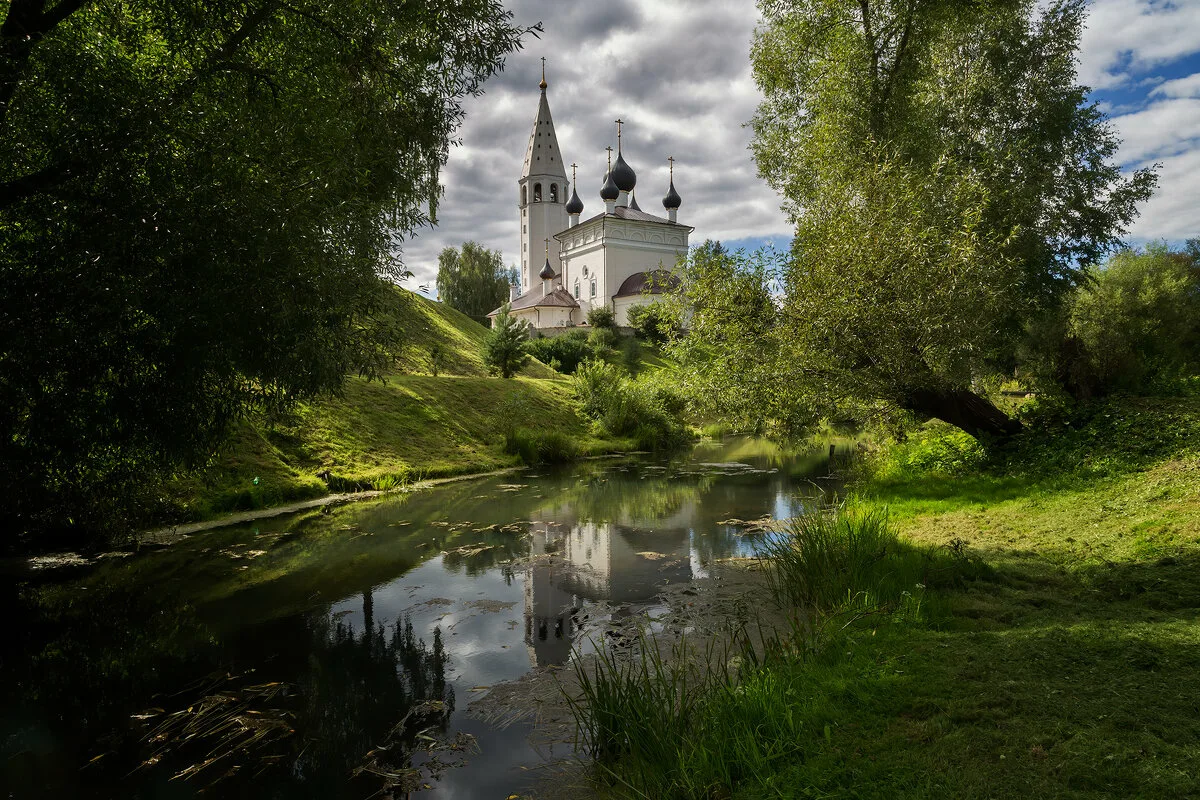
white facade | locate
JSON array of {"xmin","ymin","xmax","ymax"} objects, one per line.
[{"xmin": 557, "ymin": 211, "xmax": 690, "ymax": 324}]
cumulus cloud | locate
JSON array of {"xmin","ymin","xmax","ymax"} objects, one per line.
[
  {"xmin": 1079, "ymin": 0, "xmax": 1200, "ymax": 90},
  {"xmin": 399, "ymin": 0, "xmax": 789, "ymax": 293}
]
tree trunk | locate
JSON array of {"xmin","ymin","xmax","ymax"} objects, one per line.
[{"xmin": 905, "ymin": 387, "xmax": 1023, "ymax": 442}]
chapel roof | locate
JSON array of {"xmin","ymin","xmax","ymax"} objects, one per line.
[
  {"xmin": 488, "ymin": 287, "xmax": 579, "ymax": 316},
  {"xmin": 614, "ymin": 269, "xmax": 682, "ymax": 298}
]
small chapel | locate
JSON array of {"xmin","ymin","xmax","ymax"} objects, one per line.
[{"xmin": 488, "ymin": 66, "xmax": 692, "ymax": 331}]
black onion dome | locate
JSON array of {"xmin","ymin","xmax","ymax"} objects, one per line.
[
  {"xmin": 629, "ymin": 190, "xmax": 642, "ymax": 211},
  {"xmin": 662, "ymin": 178, "xmax": 682, "ymax": 210},
  {"xmin": 539, "ymin": 259, "xmax": 555, "ymax": 280},
  {"xmin": 600, "ymin": 170, "xmax": 619, "ymax": 201},
  {"xmin": 611, "ymin": 151, "xmax": 636, "ymax": 192},
  {"xmin": 565, "ymin": 185, "xmax": 584, "ymax": 214}
]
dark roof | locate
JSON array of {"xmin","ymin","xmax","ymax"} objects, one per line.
[
  {"xmin": 565, "ymin": 185, "xmax": 584, "ymax": 214},
  {"xmin": 663, "ymin": 178, "xmax": 681, "ymax": 210},
  {"xmin": 599, "ymin": 169, "xmax": 619, "ymax": 201},
  {"xmin": 614, "ymin": 269, "xmax": 681, "ymax": 298},
  {"xmin": 539, "ymin": 259, "xmax": 555, "ymax": 280},
  {"xmin": 611, "ymin": 150, "xmax": 636, "ymax": 192},
  {"xmin": 629, "ymin": 191, "xmax": 642, "ymax": 211},
  {"xmin": 488, "ymin": 287, "xmax": 579, "ymax": 316}
]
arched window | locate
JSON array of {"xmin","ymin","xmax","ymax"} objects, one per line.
[
  {"xmin": 521, "ymin": 185, "xmax": 527, "ymax": 205},
  {"xmin": 550, "ymin": 184, "xmax": 558, "ymax": 202},
  {"xmin": 590, "ymin": 280, "xmax": 597, "ymax": 298},
  {"xmin": 573, "ymin": 281, "xmax": 580, "ymax": 299},
  {"xmin": 533, "ymin": 183, "xmax": 542, "ymax": 202}
]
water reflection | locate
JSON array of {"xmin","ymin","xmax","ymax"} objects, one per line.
[
  {"xmin": 522, "ymin": 521, "xmax": 693, "ymax": 666},
  {"xmin": 3, "ymin": 437, "xmax": 844, "ymax": 798}
]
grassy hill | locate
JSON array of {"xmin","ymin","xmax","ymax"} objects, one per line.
[{"xmin": 165, "ymin": 288, "xmax": 623, "ymax": 522}]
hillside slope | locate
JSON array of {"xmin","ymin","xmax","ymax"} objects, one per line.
[{"xmin": 165, "ymin": 288, "xmax": 616, "ymax": 522}]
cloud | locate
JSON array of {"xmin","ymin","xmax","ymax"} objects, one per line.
[
  {"xmin": 1078, "ymin": 0, "xmax": 1200, "ymax": 90},
  {"xmin": 1150, "ymin": 72, "xmax": 1200, "ymax": 98}
]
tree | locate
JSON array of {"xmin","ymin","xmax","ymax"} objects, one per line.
[
  {"xmin": 435, "ymin": 242, "xmax": 518, "ymax": 320},
  {"xmin": 705, "ymin": 0, "xmax": 1157, "ymax": 440},
  {"xmin": 1023, "ymin": 241, "xmax": 1200, "ymax": 399},
  {"xmin": 0, "ymin": 1, "xmax": 530, "ymax": 538},
  {"xmin": 483, "ymin": 304, "xmax": 530, "ymax": 378}
]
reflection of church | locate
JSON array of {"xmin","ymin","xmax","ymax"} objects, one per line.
[{"xmin": 522, "ymin": 521, "xmax": 691, "ymax": 667}]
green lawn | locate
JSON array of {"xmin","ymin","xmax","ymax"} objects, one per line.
[{"xmin": 585, "ymin": 396, "xmax": 1200, "ymax": 799}]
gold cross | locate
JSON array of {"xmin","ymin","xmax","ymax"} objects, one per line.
[{"xmin": 605, "ymin": 146, "xmax": 613, "ymax": 169}]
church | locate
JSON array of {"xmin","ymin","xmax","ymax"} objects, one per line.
[{"xmin": 487, "ymin": 67, "xmax": 692, "ymax": 331}]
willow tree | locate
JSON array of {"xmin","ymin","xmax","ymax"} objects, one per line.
[
  {"xmin": 699, "ymin": 0, "xmax": 1157, "ymax": 440},
  {"xmin": 435, "ymin": 241, "xmax": 518, "ymax": 320},
  {"xmin": 0, "ymin": 1, "xmax": 530, "ymax": 538}
]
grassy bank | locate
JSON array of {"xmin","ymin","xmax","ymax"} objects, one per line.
[
  {"xmin": 574, "ymin": 396, "xmax": 1200, "ymax": 798},
  {"xmin": 164, "ymin": 289, "xmax": 630, "ymax": 523}
]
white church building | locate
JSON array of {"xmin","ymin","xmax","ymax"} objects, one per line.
[{"xmin": 488, "ymin": 69, "xmax": 692, "ymax": 331}]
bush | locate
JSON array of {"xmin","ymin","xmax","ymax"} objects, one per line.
[
  {"xmin": 503, "ymin": 428, "xmax": 577, "ymax": 465},
  {"xmin": 526, "ymin": 330, "xmax": 592, "ymax": 374},
  {"xmin": 1024, "ymin": 241, "xmax": 1200, "ymax": 399},
  {"xmin": 626, "ymin": 302, "xmax": 678, "ymax": 344},
  {"xmin": 572, "ymin": 360, "xmax": 690, "ymax": 449},
  {"xmin": 587, "ymin": 306, "xmax": 615, "ymax": 329}
]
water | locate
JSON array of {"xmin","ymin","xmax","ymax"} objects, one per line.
[{"xmin": 2, "ymin": 437, "xmax": 843, "ymax": 798}]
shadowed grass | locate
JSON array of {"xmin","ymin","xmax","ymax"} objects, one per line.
[{"xmin": 570, "ymin": 396, "xmax": 1200, "ymax": 799}]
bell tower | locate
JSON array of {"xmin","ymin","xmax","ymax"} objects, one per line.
[{"xmin": 518, "ymin": 58, "xmax": 569, "ymax": 291}]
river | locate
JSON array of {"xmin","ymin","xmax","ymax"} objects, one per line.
[{"xmin": 2, "ymin": 437, "xmax": 845, "ymax": 799}]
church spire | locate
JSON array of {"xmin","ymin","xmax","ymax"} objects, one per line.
[{"xmin": 518, "ymin": 59, "xmax": 568, "ymax": 291}]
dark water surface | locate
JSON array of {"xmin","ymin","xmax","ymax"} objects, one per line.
[{"xmin": 3, "ymin": 438, "xmax": 842, "ymax": 799}]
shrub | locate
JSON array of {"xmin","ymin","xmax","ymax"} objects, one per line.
[
  {"xmin": 572, "ymin": 360, "xmax": 690, "ymax": 449},
  {"xmin": 626, "ymin": 302, "xmax": 678, "ymax": 344},
  {"xmin": 503, "ymin": 427, "xmax": 577, "ymax": 465},
  {"xmin": 1024, "ymin": 241, "xmax": 1200, "ymax": 399},
  {"xmin": 587, "ymin": 306, "xmax": 615, "ymax": 329},
  {"xmin": 526, "ymin": 330, "xmax": 592, "ymax": 374}
]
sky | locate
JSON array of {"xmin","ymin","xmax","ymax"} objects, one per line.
[{"xmin": 401, "ymin": 0, "xmax": 1200, "ymax": 295}]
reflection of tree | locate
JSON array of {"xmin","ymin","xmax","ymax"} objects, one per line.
[
  {"xmin": 292, "ymin": 610, "xmax": 454, "ymax": 796},
  {"xmin": 535, "ymin": 471, "xmax": 708, "ymax": 527}
]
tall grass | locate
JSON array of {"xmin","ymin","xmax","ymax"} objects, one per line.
[
  {"xmin": 567, "ymin": 506, "xmax": 972, "ymax": 798},
  {"xmin": 503, "ymin": 427, "xmax": 578, "ymax": 465},
  {"xmin": 759, "ymin": 505, "xmax": 935, "ymax": 627}
]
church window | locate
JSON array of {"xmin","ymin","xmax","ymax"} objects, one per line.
[
  {"xmin": 590, "ymin": 280, "xmax": 597, "ymax": 298},
  {"xmin": 549, "ymin": 184, "xmax": 558, "ymax": 202},
  {"xmin": 533, "ymin": 183, "xmax": 542, "ymax": 202},
  {"xmin": 521, "ymin": 186, "xmax": 527, "ymax": 205},
  {"xmin": 573, "ymin": 281, "xmax": 580, "ymax": 299}
]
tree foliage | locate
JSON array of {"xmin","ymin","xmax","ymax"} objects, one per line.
[
  {"xmin": 1024, "ymin": 241, "xmax": 1200, "ymax": 400},
  {"xmin": 0, "ymin": 0, "xmax": 530, "ymax": 539},
  {"xmin": 483, "ymin": 304, "xmax": 530, "ymax": 379},
  {"xmin": 435, "ymin": 241, "xmax": 518, "ymax": 320},
  {"xmin": 693, "ymin": 0, "xmax": 1158, "ymax": 440}
]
